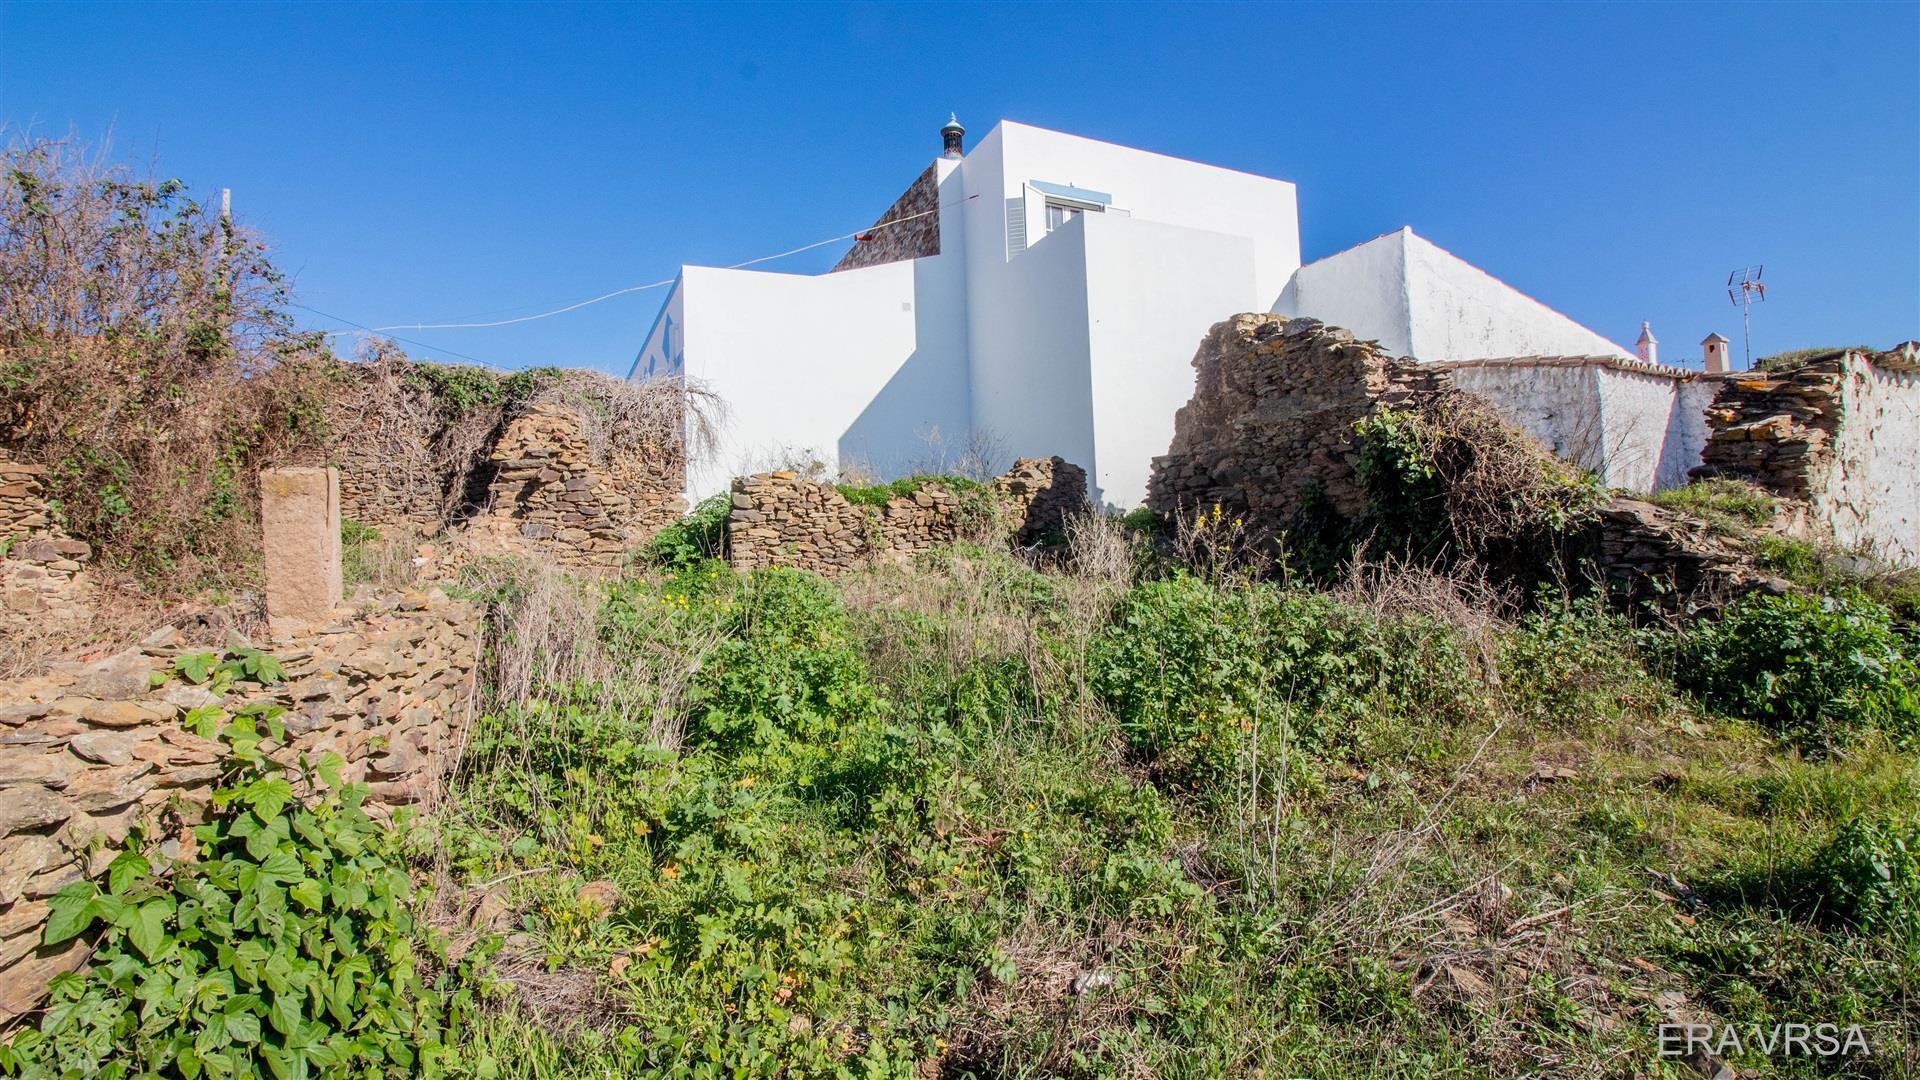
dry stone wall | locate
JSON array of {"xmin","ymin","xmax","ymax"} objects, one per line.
[
  {"xmin": 1147, "ymin": 314, "xmax": 1450, "ymax": 536},
  {"xmin": 0, "ymin": 461, "xmax": 92, "ymax": 636},
  {"xmin": 993, "ymin": 456, "xmax": 1090, "ymax": 544},
  {"xmin": 0, "ymin": 588, "xmax": 479, "ymax": 1023},
  {"xmin": 1592, "ymin": 498, "xmax": 1788, "ymax": 617},
  {"xmin": 726, "ymin": 473, "xmax": 958, "ymax": 575},
  {"xmin": 726, "ymin": 458, "xmax": 1091, "ymax": 575},
  {"xmin": 466, "ymin": 405, "xmax": 687, "ymax": 567},
  {"xmin": 319, "ymin": 365, "xmax": 688, "ymax": 566}
]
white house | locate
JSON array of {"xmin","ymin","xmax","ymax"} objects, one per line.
[{"xmin": 633, "ymin": 118, "xmax": 1642, "ymax": 506}]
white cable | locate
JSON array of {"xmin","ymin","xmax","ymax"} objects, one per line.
[{"xmin": 354, "ymin": 196, "xmax": 971, "ymax": 333}]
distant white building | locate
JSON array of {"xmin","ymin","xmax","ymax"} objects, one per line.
[{"xmin": 634, "ymin": 118, "xmax": 1645, "ymax": 506}]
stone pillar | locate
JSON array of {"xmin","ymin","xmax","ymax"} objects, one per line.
[{"xmin": 260, "ymin": 467, "xmax": 342, "ymax": 637}]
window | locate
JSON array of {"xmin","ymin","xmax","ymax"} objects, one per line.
[{"xmin": 1044, "ymin": 199, "xmax": 1100, "ymax": 233}]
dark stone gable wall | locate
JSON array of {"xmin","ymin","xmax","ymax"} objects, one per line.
[{"xmin": 832, "ymin": 164, "xmax": 941, "ymax": 272}]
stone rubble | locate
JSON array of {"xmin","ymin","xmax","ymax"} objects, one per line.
[
  {"xmin": 0, "ymin": 588, "xmax": 479, "ymax": 1023},
  {"xmin": 726, "ymin": 457, "xmax": 1091, "ymax": 576}
]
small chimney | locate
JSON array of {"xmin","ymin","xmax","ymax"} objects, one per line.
[
  {"xmin": 941, "ymin": 113, "xmax": 965, "ymax": 159},
  {"xmin": 1635, "ymin": 321, "xmax": 1658, "ymax": 365},
  {"xmin": 1702, "ymin": 333, "xmax": 1731, "ymax": 374}
]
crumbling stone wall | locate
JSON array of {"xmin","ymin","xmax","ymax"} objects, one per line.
[
  {"xmin": 1694, "ymin": 346, "xmax": 1919, "ymax": 566},
  {"xmin": 1592, "ymin": 498, "xmax": 1787, "ymax": 617},
  {"xmin": 993, "ymin": 456, "xmax": 1091, "ymax": 544},
  {"xmin": 726, "ymin": 473, "xmax": 960, "ymax": 575},
  {"xmin": 0, "ymin": 588, "xmax": 478, "ymax": 1023},
  {"xmin": 0, "ymin": 461, "xmax": 92, "ymax": 635},
  {"xmin": 1146, "ymin": 314, "xmax": 1451, "ymax": 534},
  {"xmin": 466, "ymin": 405, "xmax": 687, "ymax": 567},
  {"xmin": 832, "ymin": 164, "xmax": 941, "ymax": 272},
  {"xmin": 726, "ymin": 457, "xmax": 1090, "ymax": 575}
]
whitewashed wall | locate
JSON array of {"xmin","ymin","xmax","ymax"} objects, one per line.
[
  {"xmin": 989, "ymin": 121, "xmax": 1300, "ymax": 307},
  {"xmin": 1273, "ymin": 229, "xmax": 1412, "ymax": 356},
  {"xmin": 1446, "ymin": 363, "xmax": 1607, "ymax": 474},
  {"xmin": 1823, "ymin": 358, "xmax": 1920, "ymax": 566},
  {"xmin": 1082, "ymin": 214, "xmax": 1257, "ymax": 507},
  {"xmin": 1593, "ymin": 367, "xmax": 1684, "ymax": 492},
  {"xmin": 1276, "ymin": 228, "xmax": 1633, "ymax": 363},
  {"xmin": 962, "ymin": 211, "xmax": 1096, "ymax": 485},
  {"xmin": 678, "ymin": 256, "xmax": 969, "ymax": 499},
  {"xmin": 1404, "ymin": 231, "xmax": 1632, "ymax": 362}
]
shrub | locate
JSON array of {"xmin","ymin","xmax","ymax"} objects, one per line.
[
  {"xmin": 0, "ymin": 137, "xmax": 329, "ymax": 587},
  {"xmin": 1091, "ymin": 576, "xmax": 1473, "ymax": 789},
  {"xmin": 1354, "ymin": 394, "xmax": 1602, "ymax": 561},
  {"xmin": 1672, "ymin": 591, "xmax": 1920, "ymax": 749},
  {"xmin": 0, "ymin": 708, "xmax": 471, "ymax": 1078},
  {"xmin": 1502, "ymin": 592, "xmax": 1662, "ymax": 726},
  {"xmin": 645, "ymin": 493, "xmax": 731, "ymax": 570},
  {"xmin": 1813, "ymin": 814, "xmax": 1920, "ymax": 936},
  {"xmin": 688, "ymin": 569, "xmax": 883, "ymax": 753}
]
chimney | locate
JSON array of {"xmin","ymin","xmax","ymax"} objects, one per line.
[
  {"xmin": 1635, "ymin": 321, "xmax": 1658, "ymax": 365},
  {"xmin": 1702, "ymin": 333, "xmax": 1731, "ymax": 374},
  {"xmin": 941, "ymin": 113, "xmax": 965, "ymax": 159}
]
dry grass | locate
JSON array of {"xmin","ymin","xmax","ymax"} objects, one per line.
[
  {"xmin": 463, "ymin": 556, "xmax": 724, "ymax": 752},
  {"xmin": 1331, "ymin": 551, "xmax": 1515, "ymax": 679},
  {"xmin": 1410, "ymin": 391, "xmax": 1602, "ymax": 555}
]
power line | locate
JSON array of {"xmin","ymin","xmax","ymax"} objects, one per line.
[
  {"xmin": 290, "ymin": 302, "xmax": 494, "ymax": 366},
  {"xmin": 339, "ymin": 194, "xmax": 976, "ymax": 334}
]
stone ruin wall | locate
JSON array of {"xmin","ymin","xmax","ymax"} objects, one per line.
[
  {"xmin": 0, "ymin": 461, "xmax": 93, "ymax": 635},
  {"xmin": 1693, "ymin": 346, "xmax": 1919, "ymax": 567},
  {"xmin": 321, "ymin": 381, "xmax": 688, "ymax": 567},
  {"xmin": 0, "ymin": 588, "xmax": 479, "ymax": 1023},
  {"xmin": 1146, "ymin": 314, "xmax": 1451, "ymax": 536},
  {"xmin": 727, "ymin": 457, "xmax": 1090, "ymax": 576},
  {"xmin": 1145, "ymin": 314, "xmax": 1802, "ymax": 612},
  {"xmin": 464, "ymin": 405, "xmax": 687, "ymax": 568}
]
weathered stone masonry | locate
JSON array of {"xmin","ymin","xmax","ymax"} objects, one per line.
[
  {"xmin": 1693, "ymin": 346, "xmax": 1919, "ymax": 566},
  {"xmin": 726, "ymin": 457, "xmax": 1091, "ymax": 576},
  {"xmin": 0, "ymin": 590, "xmax": 479, "ymax": 1023},
  {"xmin": 1146, "ymin": 314, "xmax": 1450, "ymax": 535},
  {"xmin": 465, "ymin": 405, "xmax": 687, "ymax": 567},
  {"xmin": 832, "ymin": 163, "xmax": 941, "ymax": 272},
  {"xmin": 0, "ymin": 461, "xmax": 92, "ymax": 635},
  {"xmin": 1145, "ymin": 314, "xmax": 1796, "ymax": 612}
]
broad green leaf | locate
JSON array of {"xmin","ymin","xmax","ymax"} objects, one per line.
[
  {"xmin": 42, "ymin": 882, "xmax": 101, "ymax": 945},
  {"xmin": 223, "ymin": 1008, "xmax": 261, "ymax": 1044},
  {"xmin": 288, "ymin": 879, "xmax": 325, "ymax": 912},
  {"xmin": 128, "ymin": 900, "xmax": 169, "ymax": 960},
  {"xmin": 108, "ymin": 851, "xmax": 151, "ymax": 897},
  {"xmin": 175, "ymin": 652, "xmax": 217, "ymax": 685}
]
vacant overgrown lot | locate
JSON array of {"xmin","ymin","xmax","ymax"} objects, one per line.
[{"xmin": 420, "ymin": 529, "xmax": 1917, "ymax": 1079}]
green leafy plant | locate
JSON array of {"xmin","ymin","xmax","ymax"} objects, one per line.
[
  {"xmin": 1671, "ymin": 590, "xmax": 1920, "ymax": 749},
  {"xmin": 0, "ymin": 708, "xmax": 474, "ymax": 1078},
  {"xmin": 1813, "ymin": 814, "xmax": 1920, "ymax": 937},
  {"xmin": 644, "ymin": 493, "xmax": 731, "ymax": 571}
]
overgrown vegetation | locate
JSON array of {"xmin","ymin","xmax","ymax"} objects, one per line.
[
  {"xmin": 1666, "ymin": 589, "xmax": 1920, "ymax": 752},
  {"xmin": 1755, "ymin": 346, "xmax": 1872, "ymax": 373},
  {"xmin": 1648, "ymin": 478, "xmax": 1778, "ymax": 536},
  {"xmin": 0, "ymin": 136, "xmax": 330, "ymax": 587},
  {"xmin": 405, "ymin": 532, "xmax": 1918, "ymax": 1076},
  {"xmin": 0, "ymin": 663, "xmax": 474, "ymax": 1078}
]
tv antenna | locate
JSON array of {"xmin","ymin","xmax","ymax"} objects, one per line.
[{"xmin": 1727, "ymin": 265, "xmax": 1766, "ymax": 368}]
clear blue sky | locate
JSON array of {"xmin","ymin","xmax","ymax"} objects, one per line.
[{"xmin": 4, "ymin": 1, "xmax": 1916, "ymax": 374}]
